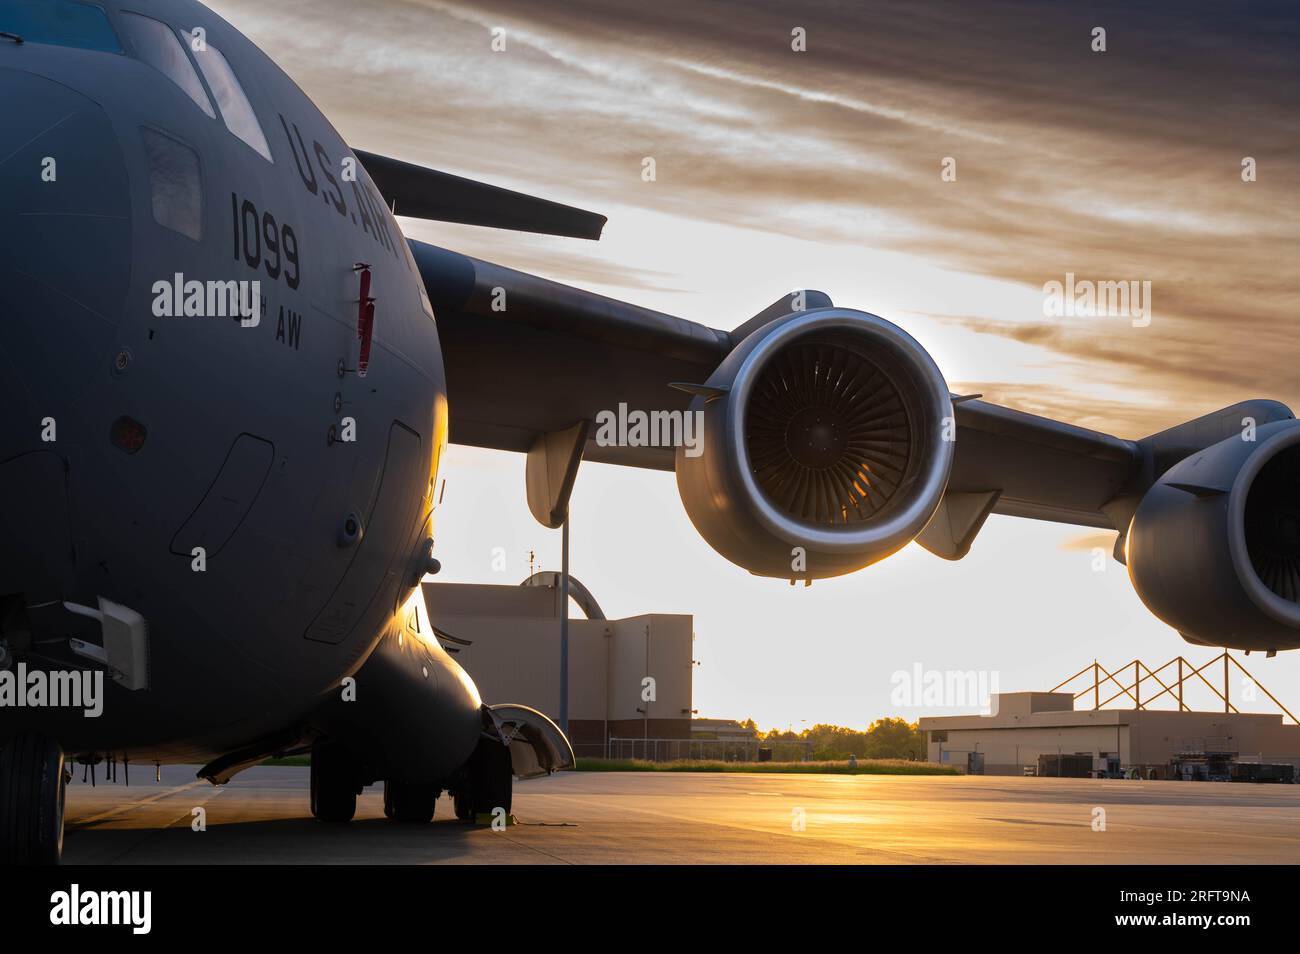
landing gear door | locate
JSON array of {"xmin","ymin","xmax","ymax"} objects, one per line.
[{"xmin": 487, "ymin": 704, "xmax": 576, "ymax": 779}]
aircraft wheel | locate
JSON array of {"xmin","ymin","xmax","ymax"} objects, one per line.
[
  {"xmin": 0, "ymin": 732, "xmax": 67, "ymax": 865},
  {"xmin": 452, "ymin": 788, "xmax": 474, "ymax": 822},
  {"xmin": 467, "ymin": 738, "xmax": 513, "ymax": 820},
  {"xmin": 310, "ymin": 740, "xmax": 358, "ymax": 823},
  {"xmin": 383, "ymin": 780, "xmax": 438, "ymax": 823}
]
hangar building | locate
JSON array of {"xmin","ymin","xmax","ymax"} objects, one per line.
[
  {"xmin": 420, "ymin": 577, "xmax": 693, "ymax": 757},
  {"xmin": 921, "ymin": 691, "xmax": 1300, "ymax": 777}
]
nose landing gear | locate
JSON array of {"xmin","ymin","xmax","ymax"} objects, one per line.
[
  {"xmin": 0, "ymin": 732, "xmax": 67, "ymax": 865},
  {"xmin": 450, "ymin": 735, "xmax": 513, "ymax": 824},
  {"xmin": 309, "ymin": 739, "xmax": 361, "ymax": 824}
]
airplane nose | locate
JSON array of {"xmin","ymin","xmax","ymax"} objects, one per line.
[{"xmin": 0, "ymin": 67, "xmax": 132, "ymax": 455}]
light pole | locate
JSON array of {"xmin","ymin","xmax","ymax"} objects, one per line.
[{"xmin": 559, "ymin": 513, "xmax": 570, "ymax": 735}]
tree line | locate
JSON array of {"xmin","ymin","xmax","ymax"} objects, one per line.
[{"xmin": 739, "ymin": 717, "xmax": 926, "ymax": 761}]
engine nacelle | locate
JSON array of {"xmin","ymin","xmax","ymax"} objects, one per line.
[
  {"xmin": 675, "ymin": 308, "xmax": 954, "ymax": 579},
  {"xmin": 1128, "ymin": 420, "xmax": 1300, "ymax": 651}
]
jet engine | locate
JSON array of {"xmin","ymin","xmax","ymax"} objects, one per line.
[
  {"xmin": 1127, "ymin": 420, "xmax": 1300, "ymax": 652},
  {"xmin": 675, "ymin": 308, "xmax": 954, "ymax": 579}
]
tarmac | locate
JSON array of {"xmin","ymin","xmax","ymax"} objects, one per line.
[{"xmin": 62, "ymin": 764, "xmax": 1300, "ymax": 864}]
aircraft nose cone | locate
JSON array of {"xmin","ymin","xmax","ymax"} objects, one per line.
[{"xmin": 0, "ymin": 67, "xmax": 132, "ymax": 447}]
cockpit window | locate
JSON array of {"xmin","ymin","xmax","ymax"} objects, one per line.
[
  {"xmin": 118, "ymin": 12, "xmax": 214, "ymax": 118},
  {"xmin": 188, "ymin": 40, "xmax": 273, "ymax": 162},
  {"xmin": 0, "ymin": 0, "xmax": 121, "ymax": 53}
]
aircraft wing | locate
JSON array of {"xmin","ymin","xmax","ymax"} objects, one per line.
[
  {"xmin": 411, "ymin": 240, "xmax": 735, "ymax": 471},
  {"xmin": 411, "ymin": 240, "xmax": 1157, "ymax": 540},
  {"xmin": 945, "ymin": 400, "xmax": 1138, "ymax": 530}
]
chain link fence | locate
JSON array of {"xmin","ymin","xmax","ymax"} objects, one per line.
[{"xmin": 606, "ymin": 737, "xmax": 814, "ymax": 762}]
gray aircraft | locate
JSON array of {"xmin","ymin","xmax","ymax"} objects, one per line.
[{"xmin": 1, "ymin": 0, "xmax": 1297, "ymax": 865}]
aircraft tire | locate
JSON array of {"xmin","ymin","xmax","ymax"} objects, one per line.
[
  {"xmin": 468, "ymin": 737, "xmax": 513, "ymax": 818},
  {"xmin": 310, "ymin": 739, "xmax": 358, "ymax": 823},
  {"xmin": 0, "ymin": 732, "xmax": 66, "ymax": 865},
  {"xmin": 452, "ymin": 788, "xmax": 473, "ymax": 822},
  {"xmin": 383, "ymin": 780, "xmax": 437, "ymax": 823}
]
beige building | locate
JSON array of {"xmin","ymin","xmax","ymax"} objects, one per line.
[
  {"xmin": 920, "ymin": 692, "xmax": 1300, "ymax": 777},
  {"xmin": 421, "ymin": 580, "xmax": 694, "ymax": 757}
]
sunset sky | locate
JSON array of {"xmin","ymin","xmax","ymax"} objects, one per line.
[{"xmin": 211, "ymin": 0, "xmax": 1300, "ymax": 729}]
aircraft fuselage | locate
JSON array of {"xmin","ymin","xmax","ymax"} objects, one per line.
[{"xmin": 0, "ymin": 0, "xmax": 477, "ymax": 777}]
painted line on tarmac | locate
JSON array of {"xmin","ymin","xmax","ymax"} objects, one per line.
[{"xmin": 67, "ymin": 781, "xmax": 207, "ymax": 830}]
